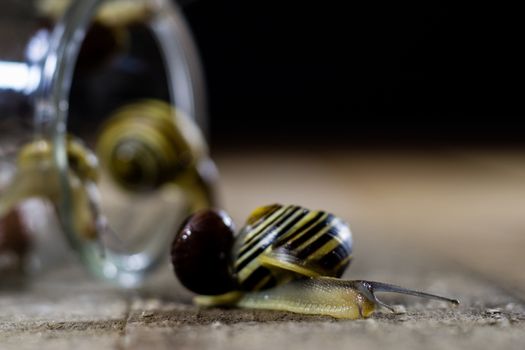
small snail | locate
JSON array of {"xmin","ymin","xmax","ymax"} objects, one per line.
[
  {"xmin": 36, "ymin": 0, "xmax": 155, "ymax": 73},
  {"xmin": 0, "ymin": 136, "xmax": 105, "ymax": 242},
  {"xmin": 1, "ymin": 100, "xmax": 214, "ymax": 256},
  {"xmin": 171, "ymin": 205, "xmax": 459, "ymax": 319},
  {"xmin": 36, "ymin": 0, "xmax": 154, "ymax": 26},
  {"xmin": 96, "ymin": 99, "xmax": 215, "ymax": 210}
]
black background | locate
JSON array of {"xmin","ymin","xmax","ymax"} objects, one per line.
[{"xmin": 182, "ymin": 1, "xmax": 525, "ymax": 146}]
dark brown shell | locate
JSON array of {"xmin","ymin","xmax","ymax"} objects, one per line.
[{"xmin": 171, "ymin": 209, "xmax": 237, "ymax": 295}]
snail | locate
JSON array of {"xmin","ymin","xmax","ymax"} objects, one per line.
[
  {"xmin": 36, "ymin": 0, "xmax": 155, "ymax": 73},
  {"xmin": 171, "ymin": 205, "xmax": 459, "ymax": 319},
  {"xmin": 96, "ymin": 99, "xmax": 215, "ymax": 211},
  {"xmin": 1, "ymin": 99, "xmax": 214, "ymax": 253},
  {"xmin": 36, "ymin": 0, "xmax": 154, "ymax": 26},
  {"xmin": 0, "ymin": 136, "xmax": 106, "ymax": 242}
]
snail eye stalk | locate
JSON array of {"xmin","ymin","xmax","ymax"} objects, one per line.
[{"xmin": 354, "ymin": 280, "xmax": 459, "ymax": 312}]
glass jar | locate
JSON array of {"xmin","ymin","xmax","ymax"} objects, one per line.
[{"xmin": 0, "ymin": 0, "xmax": 215, "ymax": 287}]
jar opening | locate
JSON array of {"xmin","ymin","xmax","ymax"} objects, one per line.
[{"xmin": 41, "ymin": 0, "xmax": 208, "ymax": 287}]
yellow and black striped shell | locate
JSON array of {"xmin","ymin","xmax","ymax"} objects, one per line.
[
  {"xmin": 96, "ymin": 100, "xmax": 207, "ymax": 192},
  {"xmin": 232, "ymin": 204, "xmax": 353, "ymax": 291},
  {"xmin": 172, "ymin": 204, "xmax": 353, "ymax": 295}
]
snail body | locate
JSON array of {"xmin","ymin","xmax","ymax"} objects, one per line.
[{"xmin": 172, "ymin": 205, "xmax": 459, "ymax": 319}]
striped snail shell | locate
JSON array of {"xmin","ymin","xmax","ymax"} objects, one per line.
[
  {"xmin": 171, "ymin": 204, "xmax": 459, "ymax": 319},
  {"xmin": 96, "ymin": 100, "xmax": 207, "ymax": 192},
  {"xmin": 232, "ymin": 204, "xmax": 352, "ymax": 291},
  {"xmin": 172, "ymin": 204, "xmax": 352, "ymax": 295}
]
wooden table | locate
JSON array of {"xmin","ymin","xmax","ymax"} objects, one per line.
[{"xmin": 1, "ymin": 147, "xmax": 525, "ymax": 349}]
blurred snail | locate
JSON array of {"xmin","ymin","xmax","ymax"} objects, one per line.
[
  {"xmin": 36, "ymin": 0, "xmax": 155, "ymax": 73},
  {"xmin": 1, "ymin": 98, "xmax": 214, "ymax": 260},
  {"xmin": 0, "ymin": 137, "xmax": 105, "ymax": 242},
  {"xmin": 96, "ymin": 99, "xmax": 215, "ymax": 210},
  {"xmin": 36, "ymin": 0, "xmax": 154, "ymax": 26},
  {"xmin": 171, "ymin": 205, "xmax": 459, "ymax": 319}
]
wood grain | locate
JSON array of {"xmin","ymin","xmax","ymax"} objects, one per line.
[{"xmin": 1, "ymin": 148, "xmax": 525, "ymax": 349}]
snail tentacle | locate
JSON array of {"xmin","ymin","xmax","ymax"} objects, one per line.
[{"xmin": 353, "ymin": 280, "xmax": 460, "ymax": 311}]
